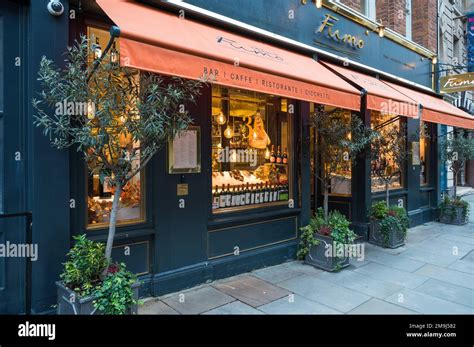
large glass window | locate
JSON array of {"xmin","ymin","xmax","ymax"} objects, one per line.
[
  {"xmin": 371, "ymin": 112, "xmax": 404, "ymax": 192},
  {"xmin": 420, "ymin": 121, "xmax": 430, "ymax": 186},
  {"xmin": 86, "ymin": 27, "xmax": 144, "ymax": 228},
  {"xmin": 211, "ymin": 86, "xmax": 292, "ymax": 213}
]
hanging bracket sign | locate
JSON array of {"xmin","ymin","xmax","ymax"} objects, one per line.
[{"xmin": 439, "ymin": 72, "xmax": 474, "ymax": 94}]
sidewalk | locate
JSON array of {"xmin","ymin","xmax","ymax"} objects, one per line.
[{"xmin": 139, "ymin": 197, "xmax": 474, "ymax": 315}]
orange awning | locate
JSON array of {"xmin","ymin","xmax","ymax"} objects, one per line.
[
  {"xmin": 323, "ymin": 63, "xmax": 419, "ymax": 118},
  {"xmin": 383, "ymin": 81, "xmax": 474, "ymax": 129},
  {"xmin": 96, "ymin": 0, "xmax": 361, "ymax": 111}
]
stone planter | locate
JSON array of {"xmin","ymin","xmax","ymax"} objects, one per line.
[
  {"xmin": 56, "ymin": 281, "xmax": 140, "ymax": 315},
  {"xmin": 439, "ymin": 206, "xmax": 468, "ymax": 225},
  {"xmin": 305, "ymin": 233, "xmax": 350, "ymax": 272},
  {"xmin": 369, "ymin": 219, "xmax": 405, "ymax": 249}
]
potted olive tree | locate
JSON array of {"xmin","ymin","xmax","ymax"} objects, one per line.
[
  {"xmin": 299, "ymin": 108, "xmax": 373, "ymax": 270},
  {"xmin": 439, "ymin": 130, "xmax": 474, "ymax": 225},
  {"xmin": 369, "ymin": 119, "xmax": 412, "ymax": 248},
  {"xmin": 33, "ymin": 35, "xmax": 203, "ymax": 314}
]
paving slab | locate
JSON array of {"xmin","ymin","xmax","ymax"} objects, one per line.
[
  {"xmin": 212, "ymin": 275, "xmax": 290, "ymax": 307},
  {"xmin": 413, "ymin": 239, "xmax": 472, "ymax": 258},
  {"xmin": 414, "ymin": 279, "xmax": 474, "ymax": 308},
  {"xmin": 251, "ymin": 263, "xmax": 304, "ymax": 284},
  {"xmin": 314, "ymin": 270, "xmax": 404, "ymax": 300},
  {"xmin": 461, "ymin": 250, "xmax": 474, "ymax": 263},
  {"xmin": 397, "ymin": 247, "xmax": 457, "ymax": 267},
  {"xmin": 203, "ymin": 301, "xmax": 264, "ymax": 315},
  {"xmin": 364, "ymin": 247, "xmax": 425, "ymax": 272},
  {"xmin": 139, "ymin": 299, "xmax": 179, "ymax": 315},
  {"xmin": 448, "ymin": 259, "xmax": 474, "ymax": 274},
  {"xmin": 385, "ymin": 288, "xmax": 473, "ymax": 314},
  {"xmin": 280, "ymin": 261, "xmax": 325, "ymax": 276},
  {"xmin": 162, "ymin": 286, "xmax": 235, "ymax": 314},
  {"xmin": 437, "ymin": 233, "xmax": 474, "ymax": 245},
  {"xmin": 258, "ymin": 294, "xmax": 341, "ymax": 314},
  {"xmin": 414, "ymin": 264, "xmax": 474, "ymax": 290},
  {"xmin": 348, "ymin": 298, "xmax": 416, "ymax": 314},
  {"xmin": 354, "ymin": 262, "xmax": 429, "ymax": 289},
  {"xmin": 277, "ymin": 274, "xmax": 370, "ymax": 313}
]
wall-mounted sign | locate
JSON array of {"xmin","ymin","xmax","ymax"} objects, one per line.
[
  {"xmin": 467, "ymin": 12, "xmax": 474, "ymax": 72},
  {"xmin": 440, "ymin": 72, "xmax": 474, "ymax": 93},
  {"xmin": 317, "ymin": 14, "xmax": 365, "ymax": 49},
  {"xmin": 168, "ymin": 126, "xmax": 201, "ymax": 174}
]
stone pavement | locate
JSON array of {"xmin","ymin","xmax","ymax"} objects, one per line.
[{"xmin": 139, "ymin": 195, "xmax": 474, "ymax": 315}]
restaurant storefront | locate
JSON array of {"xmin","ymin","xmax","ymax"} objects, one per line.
[{"xmin": 2, "ymin": 0, "xmax": 474, "ymax": 313}]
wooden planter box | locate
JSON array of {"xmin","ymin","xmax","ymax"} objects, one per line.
[
  {"xmin": 369, "ymin": 219, "xmax": 405, "ymax": 249},
  {"xmin": 439, "ymin": 206, "xmax": 468, "ymax": 225},
  {"xmin": 305, "ymin": 233, "xmax": 350, "ymax": 272},
  {"xmin": 56, "ymin": 281, "xmax": 140, "ymax": 315}
]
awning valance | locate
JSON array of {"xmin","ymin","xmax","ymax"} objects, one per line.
[
  {"xmin": 96, "ymin": 0, "xmax": 361, "ymax": 111},
  {"xmin": 322, "ymin": 63, "xmax": 419, "ymax": 118},
  {"xmin": 383, "ymin": 81, "xmax": 474, "ymax": 130}
]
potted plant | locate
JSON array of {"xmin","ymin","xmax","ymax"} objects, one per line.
[
  {"xmin": 439, "ymin": 195, "xmax": 470, "ymax": 225},
  {"xmin": 298, "ymin": 208, "xmax": 357, "ymax": 271},
  {"xmin": 56, "ymin": 235, "xmax": 140, "ymax": 315},
  {"xmin": 439, "ymin": 130, "xmax": 474, "ymax": 225},
  {"xmin": 33, "ymin": 35, "xmax": 203, "ymax": 313},
  {"xmin": 368, "ymin": 201, "xmax": 409, "ymax": 248}
]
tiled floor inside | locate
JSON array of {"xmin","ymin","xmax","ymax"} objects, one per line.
[{"xmin": 139, "ymin": 194, "xmax": 474, "ymax": 315}]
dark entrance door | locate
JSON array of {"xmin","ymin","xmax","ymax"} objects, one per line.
[{"xmin": 0, "ymin": 0, "xmax": 26, "ymax": 314}]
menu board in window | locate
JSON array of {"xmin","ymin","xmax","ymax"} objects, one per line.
[{"xmin": 168, "ymin": 126, "xmax": 201, "ymax": 174}]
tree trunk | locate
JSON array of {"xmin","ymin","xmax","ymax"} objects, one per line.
[
  {"xmin": 453, "ymin": 170, "xmax": 457, "ymax": 199},
  {"xmin": 323, "ymin": 183, "xmax": 329, "ymax": 221},
  {"xmin": 104, "ymin": 182, "xmax": 122, "ymax": 266},
  {"xmin": 385, "ymin": 182, "xmax": 390, "ymax": 207}
]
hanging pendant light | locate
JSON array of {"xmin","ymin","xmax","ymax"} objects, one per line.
[
  {"xmin": 224, "ymin": 125, "xmax": 234, "ymax": 139},
  {"xmin": 216, "ymin": 111, "xmax": 227, "ymax": 125},
  {"xmin": 264, "ymin": 147, "xmax": 271, "ymax": 160}
]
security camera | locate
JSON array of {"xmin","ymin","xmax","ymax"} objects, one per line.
[{"xmin": 47, "ymin": 0, "xmax": 64, "ymax": 16}]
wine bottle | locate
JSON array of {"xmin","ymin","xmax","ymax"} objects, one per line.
[
  {"xmin": 250, "ymin": 184, "xmax": 256, "ymax": 205},
  {"xmin": 282, "ymin": 148, "xmax": 288, "ymax": 164},
  {"xmin": 225, "ymin": 184, "xmax": 232, "ymax": 207},
  {"xmin": 270, "ymin": 145, "xmax": 276, "ymax": 163},
  {"xmin": 231, "ymin": 186, "xmax": 238, "ymax": 207},
  {"xmin": 263, "ymin": 182, "xmax": 269, "ymax": 203},
  {"xmin": 212, "ymin": 185, "xmax": 220, "ymax": 210},
  {"xmin": 255, "ymin": 184, "xmax": 261, "ymax": 204},
  {"xmin": 245, "ymin": 183, "xmax": 251, "ymax": 205},
  {"xmin": 259, "ymin": 183, "xmax": 264, "ymax": 203},
  {"xmin": 268, "ymin": 184, "xmax": 274, "ymax": 203},
  {"xmin": 219, "ymin": 185, "xmax": 227, "ymax": 208},
  {"xmin": 276, "ymin": 146, "xmax": 282, "ymax": 164}
]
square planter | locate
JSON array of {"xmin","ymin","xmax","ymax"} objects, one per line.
[
  {"xmin": 56, "ymin": 281, "xmax": 140, "ymax": 315},
  {"xmin": 439, "ymin": 206, "xmax": 468, "ymax": 225},
  {"xmin": 369, "ymin": 219, "xmax": 405, "ymax": 249},
  {"xmin": 304, "ymin": 233, "xmax": 350, "ymax": 271}
]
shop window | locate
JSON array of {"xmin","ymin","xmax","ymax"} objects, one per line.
[
  {"xmin": 420, "ymin": 122, "xmax": 430, "ymax": 186},
  {"xmin": 0, "ymin": 18, "xmax": 3, "ymax": 113},
  {"xmin": 211, "ymin": 86, "xmax": 292, "ymax": 213},
  {"xmin": 86, "ymin": 27, "xmax": 144, "ymax": 228},
  {"xmin": 371, "ymin": 112, "xmax": 404, "ymax": 192},
  {"xmin": 334, "ymin": 0, "xmax": 376, "ymax": 21}
]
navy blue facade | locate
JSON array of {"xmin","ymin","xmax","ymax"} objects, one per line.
[{"xmin": 0, "ymin": 0, "xmax": 441, "ymax": 314}]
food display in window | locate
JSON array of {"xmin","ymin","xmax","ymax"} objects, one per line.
[{"xmin": 211, "ymin": 86, "xmax": 292, "ymax": 212}]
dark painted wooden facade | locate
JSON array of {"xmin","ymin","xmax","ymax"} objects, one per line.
[{"xmin": 0, "ymin": 0, "xmax": 441, "ymax": 313}]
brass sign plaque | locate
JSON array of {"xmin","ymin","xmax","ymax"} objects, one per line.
[
  {"xmin": 440, "ymin": 73, "xmax": 474, "ymax": 93},
  {"xmin": 177, "ymin": 183, "xmax": 189, "ymax": 196}
]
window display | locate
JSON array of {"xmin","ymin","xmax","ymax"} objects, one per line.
[
  {"xmin": 371, "ymin": 112, "xmax": 404, "ymax": 192},
  {"xmin": 211, "ymin": 86, "xmax": 292, "ymax": 212},
  {"xmin": 420, "ymin": 122, "xmax": 430, "ymax": 186},
  {"xmin": 86, "ymin": 27, "xmax": 144, "ymax": 227}
]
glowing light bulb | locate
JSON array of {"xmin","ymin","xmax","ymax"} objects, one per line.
[
  {"xmin": 265, "ymin": 148, "xmax": 271, "ymax": 160},
  {"xmin": 378, "ymin": 26, "xmax": 385, "ymax": 38},
  {"xmin": 216, "ymin": 112, "xmax": 227, "ymax": 125},
  {"xmin": 224, "ymin": 126, "xmax": 234, "ymax": 139},
  {"xmin": 315, "ymin": 0, "xmax": 322, "ymax": 8}
]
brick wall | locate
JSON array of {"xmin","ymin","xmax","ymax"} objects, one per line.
[
  {"xmin": 376, "ymin": 0, "xmax": 407, "ymax": 36},
  {"xmin": 411, "ymin": 0, "xmax": 437, "ymax": 52},
  {"xmin": 339, "ymin": 0, "xmax": 362, "ymax": 13}
]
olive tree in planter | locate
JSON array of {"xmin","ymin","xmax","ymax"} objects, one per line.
[
  {"xmin": 369, "ymin": 119, "xmax": 412, "ymax": 248},
  {"xmin": 33, "ymin": 36, "xmax": 203, "ymax": 314},
  {"xmin": 298, "ymin": 209, "xmax": 357, "ymax": 271},
  {"xmin": 439, "ymin": 130, "xmax": 474, "ymax": 225},
  {"xmin": 310, "ymin": 106, "xmax": 376, "ymax": 219}
]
